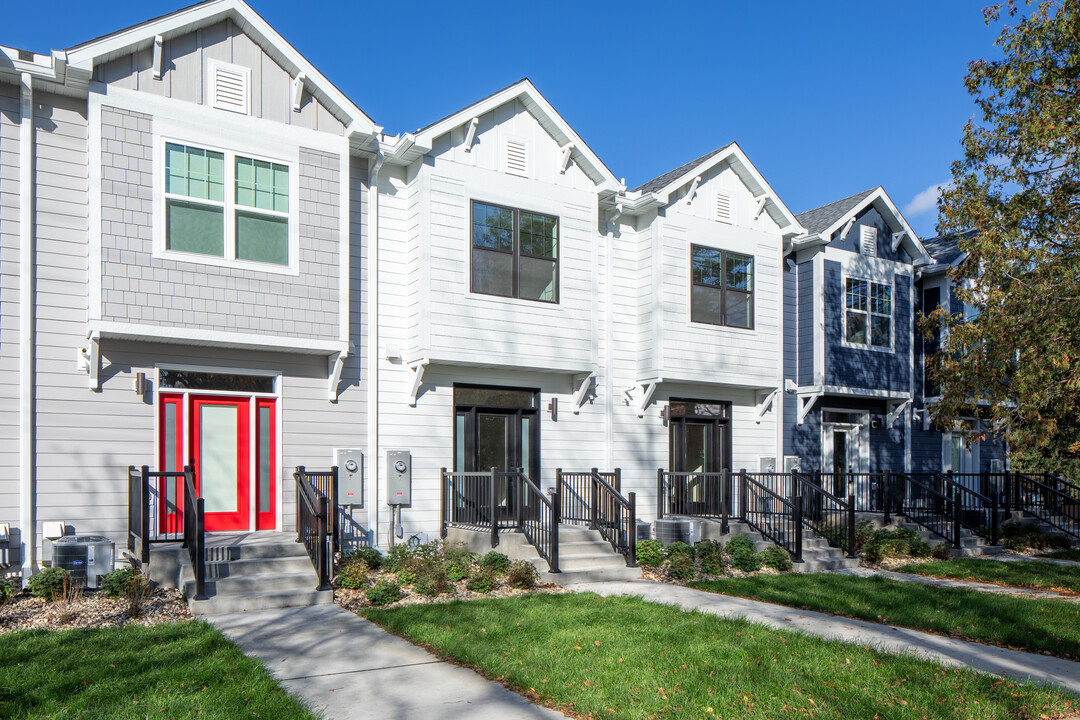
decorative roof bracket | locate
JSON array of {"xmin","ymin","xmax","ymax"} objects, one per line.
[
  {"xmin": 798, "ymin": 391, "xmax": 822, "ymax": 425},
  {"xmin": 839, "ymin": 217, "xmax": 856, "ymax": 244},
  {"xmin": 571, "ymin": 371, "xmax": 596, "ymax": 413},
  {"xmin": 685, "ymin": 176, "xmax": 701, "ymax": 205},
  {"xmin": 291, "ymin": 72, "xmax": 306, "ymax": 113},
  {"xmin": 637, "ymin": 380, "xmax": 660, "ymax": 418},
  {"xmin": 887, "ymin": 398, "xmax": 912, "ymax": 425},
  {"xmin": 463, "ymin": 117, "xmax": 479, "ymax": 152},
  {"xmin": 754, "ymin": 195, "xmax": 767, "ymax": 219},
  {"xmin": 559, "ymin": 143, "xmax": 574, "ymax": 174},
  {"xmin": 327, "ymin": 350, "xmax": 345, "ymax": 402},
  {"xmin": 152, "ymin": 35, "xmax": 164, "ymax": 80},
  {"xmin": 755, "ymin": 388, "xmax": 780, "ymax": 424},
  {"xmin": 892, "ymin": 230, "xmax": 907, "ymax": 252},
  {"xmin": 406, "ymin": 358, "xmax": 429, "ymax": 407},
  {"xmin": 76, "ymin": 331, "xmax": 101, "ymax": 392}
]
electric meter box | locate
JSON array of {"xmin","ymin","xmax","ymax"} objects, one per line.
[
  {"xmin": 335, "ymin": 448, "xmax": 364, "ymax": 505},
  {"xmin": 387, "ymin": 450, "xmax": 412, "ymax": 506}
]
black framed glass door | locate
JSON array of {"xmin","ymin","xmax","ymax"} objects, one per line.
[{"xmin": 669, "ymin": 399, "xmax": 730, "ymax": 515}]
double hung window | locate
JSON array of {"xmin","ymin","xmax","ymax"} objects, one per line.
[
  {"xmin": 471, "ymin": 201, "xmax": 559, "ymax": 303},
  {"xmin": 845, "ymin": 278, "xmax": 891, "ymax": 347},
  {"xmin": 690, "ymin": 245, "xmax": 754, "ymax": 329},
  {"xmin": 164, "ymin": 142, "xmax": 291, "ymax": 267}
]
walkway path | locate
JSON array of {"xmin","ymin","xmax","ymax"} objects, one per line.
[
  {"xmin": 207, "ymin": 604, "xmax": 567, "ymax": 720},
  {"xmin": 837, "ymin": 566, "xmax": 1080, "ymax": 602},
  {"xmin": 573, "ymin": 580, "xmax": 1080, "ymax": 696}
]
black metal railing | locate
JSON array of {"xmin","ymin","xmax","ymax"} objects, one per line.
[
  {"xmin": 800, "ymin": 472, "xmax": 857, "ymax": 557},
  {"xmin": 815, "ymin": 472, "xmax": 893, "ymax": 514},
  {"xmin": 440, "ymin": 468, "xmax": 519, "ymax": 549},
  {"xmin": 1009, "ymin": 472, "xmax": 1080, "ymax": 541},
  {"xmin": 739, "ymin": 471, "xmax": 802, "ymax": 562},
  {"xmin": 558, "ymin": 468, "xmax": 636, "ymax": 567},
  {"xmin": 294, "ymin": 467, "xmax": 332, "ymax": 591},
  {"xmin": 507, "ymin": 470, "xmax": 560, "ymax": 573},
  {"xmin": 127, "ymin": 464, "xmax": 193, "ymax": 563},
  {"xmin": 656, "ymin": 469, "xmax": 729, "ymax": 525},
  {"xmin": 181, "ymin": 466, "xmax": 206, "ymax": 600},
  {"xmin": 301, "ymin": 467, "xmax": 339, "ymax": 553},
  {"xmin": 937, "ymin": 472, "xmax": 999, "ymax": 545},
  {"xmin": 897, "ymin": 472, "xmax": 958, "ymax": 546}
]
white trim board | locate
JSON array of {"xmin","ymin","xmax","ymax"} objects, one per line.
[{"xmin": 91, "ymin": 320, "xmax": 348, "ymax": 355}]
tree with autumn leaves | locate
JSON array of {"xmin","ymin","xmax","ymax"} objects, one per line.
[{"xmin": 927, "ymin": 0, "xmax": 1080, "ymax": 475}]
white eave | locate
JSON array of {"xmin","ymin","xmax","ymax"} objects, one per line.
[
  {"xmin": 412, "ymin": 79, "xmax": 621, "ymax": 193},
  {"xmin": 817, "ymin": 186, "xmax": 931, "ymax": 264},
  {"xmin": 0, "ymin": 47, "xmax": 92, "ymax": 98},
  {"xmin": 63, "ymin": 0, "xmax": 377, "ymax": 142},
  {"xmin": 91, "ymin": 320, "xmax": 347, "ymax": 356}
]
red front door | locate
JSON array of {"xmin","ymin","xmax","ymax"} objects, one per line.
[{"xmin": 190, "ymin": 395, "xmax": 250, "ymax": 532}]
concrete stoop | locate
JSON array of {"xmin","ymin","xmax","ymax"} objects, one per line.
[
  {"xmin": 900, "ymin": 523, "xmax": 1003, "ymax": 557},
  {"xmin": 149, "ymin": 531, "xmax": 331, "ymax": 615},
  {"xmin": 698, "ymin": 520, "xmax": 862, "ymax": 573}
]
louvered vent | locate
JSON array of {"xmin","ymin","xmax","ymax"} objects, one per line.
[
  {"xmin": 504, "ymin": 138, "xmax": 528, "ymax": 176},
  {"xmin": 860, "ymin": 225, "xmax": 878, "ymax": 256},
  {"xmin": 210, "ymin": 61, "xmax": 249, "ymax": 115},
  {"xmin": 715, "ymin": 192, "xmax": 732, "ymax": 223}
]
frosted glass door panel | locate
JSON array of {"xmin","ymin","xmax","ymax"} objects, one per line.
[{"xmin": 201, "ymin": 405, "xmax": 239, "ymax": 513}]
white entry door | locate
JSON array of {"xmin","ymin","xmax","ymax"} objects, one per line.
[{"xmin": 822, "ymin": 414, "xmax": 869, "ymax": 504}]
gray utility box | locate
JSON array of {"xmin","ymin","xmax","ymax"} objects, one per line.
[
  {"xmin": 335, "ymin": 448, "xmax": 364, "ymax": 505},
  {"xmin": 52, "ymin": 536, "xmax": 114, "ymax": 588},
  {"xmin": 387, "ymin": 450, "xmax": 412, "ymax": 506}
]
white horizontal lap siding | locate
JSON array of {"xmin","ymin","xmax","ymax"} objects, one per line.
[{"xmin": 0, "ymin": 81, "xmax": 20, "ymax": 526}]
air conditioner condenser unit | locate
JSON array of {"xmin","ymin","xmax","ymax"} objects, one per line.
[
  {"xmin": 52, "ymin": 536, "xmax": 115, "ymax": 589},
  {"xmin": 653, "ymin": 517, "xmax": 702, "ymax": 546}
]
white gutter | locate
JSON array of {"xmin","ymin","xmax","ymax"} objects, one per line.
[
  {"xmin": 364, "ymin": 148, "xmax": 384, "ymax": 548},
  {"xmin": 18, "ymin": 72, "xmax": 34, "ymax": 576}
]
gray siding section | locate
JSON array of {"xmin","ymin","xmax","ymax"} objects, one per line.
[
  {"xmin": 796, "ymin": 260, "xmax": 814, "ymax": 386},
  {"xmin": 827, "ymin": 206, "xmax": 911, "ymax": 264},
  {"xmin": 0, "ymin": 81, "xmax": 20, "ymax": 526},
  {"xmin": 98, "ymin": 106, "xmax": 342, "ymax": 340},
  {"xmin": 95, "ymin": 19, "xmax": 345, "ymax": 136}
]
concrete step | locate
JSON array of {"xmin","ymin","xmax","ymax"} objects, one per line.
[
  {"xmin": 794, "ymin": 557, "xmax": 862, "ymax": 573},
  {"xmin": 189, "ymin": 588, "xmax": 332, "ymax": 616},
  {"xmin": 543, "ymin": 565, "xmax": 641, "ymax": 586},
  {"xmin": 184, "ymin": 571, "xmax": 321, "ymax": 599},
  {"xmin": 553, "ymin": 553, "xmax": 634, "ymax": 572},
  {"xmin": 184, "ymin": 555, "xmax": 316, "ymax": 581},
  {"xmin": 558, "ymin": 540, "xmax": 623, "ymax": 556}
]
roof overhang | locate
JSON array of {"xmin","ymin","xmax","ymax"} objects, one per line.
[
  {"xmin": 90, "ymin": 321, "xmax": 347, "ymax": 356},
  {"xmin": 818, "ymin": 187, "xmax": 931, "ymax": 264},
  {"xmin": 64, "ymin": 0, "xmax": 377, "ymax": 142},
  {"xmin": 413, "ymin": 79, "xmax": 621, "ymax": 193},
  {"xmin": 0, "ymin": 46, "xmax": 93, "ymax": 98}
]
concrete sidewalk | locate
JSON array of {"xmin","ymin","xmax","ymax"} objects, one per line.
[
  {"xmin": 574, "ymin": 580, "xmax": 1080, "ymax": 696},
  {"xmin": 838, "ymin": 566, "xmax": 1080, "ymax": 602},
  {"xmin": 206, "ymin": 604, "xmax": 567, "ymax": 720}
]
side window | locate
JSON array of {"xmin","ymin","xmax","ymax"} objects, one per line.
[
  {"xmin": 690, "ymin": 244, "xmax": 754, "ymax": 329},
  {"xmin": 845, "ymin": 277, "xmax": 891, "ymax": 347},
  {"xmin": 470, "ymin": 201, "xmax": 558, "ymax": 303},
  {"xmin": 165, "ymin": 143, "xmax": 225, "ymax": 257}
]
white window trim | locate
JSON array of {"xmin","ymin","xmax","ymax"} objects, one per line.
[
  {"xmin": 841, "ymin": 275, "xmax": 894, "ymax": 352},
  {"xmin": 153, "ymin": 135, "xmax": 301, "ymax": 277}
]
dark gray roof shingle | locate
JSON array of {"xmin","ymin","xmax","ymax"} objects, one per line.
[
  {"xmin": 631, "ymin": 144, "xmax": 734, "ymax": 195},
  {"xmin": 921, "ymin": 230, "xmax": 975, "ymax": 266},
  {"xmin": 795, "ymin": 188, "xmax": 878, "ymax": 234}
]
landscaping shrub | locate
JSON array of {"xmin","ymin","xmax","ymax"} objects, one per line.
[
  {"xmin": 366, "ymin": 579, "xmax": 402, "ymax": 606},
  {"xmin": 854, "ymin": 521, "xmax": 875, "ymax": 552},
  {"xmin": 441, "ymin": 542, "xmax": 477, "ymax": 565},
  {"xmin": 666, "ymin": 553, "xmax": 697, "ymax": 580},
  {"xmin": 414, "ymin": 567, "xmax": 450, "ymax": 597},
  {"xmin": 635, "ymin": 539, "xmax": 665, "ymax": 567},
  {"xmin": 384, "ymin": 544, "xmax": 422, "ymax": 572},
  {"xmin": 478, "ymin": 551, "xmax": 511, "ymax": 575},
  {"xmin": 932, "ymin": 542, "xmax": 953, "ymax": 560},
  {"xmin": 123, "ymin": 571, "xmax": 153, "ymax": 618},
  {"xmin": 506, "ymin": 560, "xmax": 539, "ymax": 590},
  {"xmin": 0, "ymin": 577, "xmax": 12, "ymax": 605},
  {"xmin": 665, "ymin": 541, "xmax": 695, "ymax": 561},
  {"xmin": 395, "ymin": 558, "xmax": 428, "ymax": 586},
  {"xmin": 445, "ymin": 560, "xmax": 471, "ymax": 582},
  {"xmin": 100, "ymin": 567, "xmax": 141, "ymax": 598},
  {"xmin": 695, "ymin": 540, "xmax": 726, "ymax": 575},
  {"xmin": 466, "ymin": 568, "xmax": 498, "ymax": 594},
  {"xmin": 336, "ymin": 559, "xmax": 371, "ymax": 590},
  {"xmin": 27, "ymin": 567, "xmax": 69, "ymax": 601},
  {"xmin": 343, "ymin": 546, "xmax": 383, "ymax": 571},
  {"xmin": 760, "ymin": 546, "xmax": 792, "ymax": 572},
  {"xmin": 1001, "ymin": 522, "xmax": 1071, "ymax": 552},
  {"xmin": 726, "ymin": 535, "xmax": 762, "ymax": 572},
  {"xmin": 862, "ymin": 527, "xmax": 931, "ymax": 563}
]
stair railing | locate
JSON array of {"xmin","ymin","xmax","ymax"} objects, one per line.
[
  {"xmin": 937, "ymin": 472, "xmax": 1000, "ymax": 545},
  {"xmin": 897, "ymin": 472, "xmax": 958, "ymax": 547},
  {"xmin": 656, "ymin": 469, "xmax": 728, "ymax": 529},
  {"xmin": 586, "ymin": 469, "xmax": 637, "ymax": 567},
  {"xmin": 738, "ymin": 471, "xmax": 803, "ymax": 563},
  {"xmin": 799, "ymin": 472, "xmax": 857, "ymax": 558},
  {"xmin": 507, "ymin": 469, "xmax": 559, "ymax": 573},
  {"xmin": 294, "ymin": 466, "xmax": 332, "ymax": 591},
  {"xmin": 181, "ymin": 464, "xmax": 206, "ymax": 600},
  {"xmin": 1010, "ymin": 472, "xmax": 1080, "ymax": 542},
  {"xmin": 127, "ymin": 464, "xmax": 191, "ymax": 563}
]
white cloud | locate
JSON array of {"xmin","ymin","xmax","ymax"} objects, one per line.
[{"xmin": 904, "ymin": 181, "xmax": 951, "ymax": 217}]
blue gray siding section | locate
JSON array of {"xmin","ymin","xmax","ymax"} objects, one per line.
[
  {"xmin": 797, "ymin": 260, "xmax": 814, "ymax": 386},
  {"xmin": 827, "ymin": 206, "xmax": 910, "ymax": 263}
]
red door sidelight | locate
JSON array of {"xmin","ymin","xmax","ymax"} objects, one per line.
[
  {"xmin": 159, "ymin": 393, "xmax": 185, "ymax": 534},
  {"xmin": 254, "ymin": 398, "xmax": 276, "ymax": 530},
  {"xmin": 190, "ymin": 395, "xmax": 250, "ymax": 532}
]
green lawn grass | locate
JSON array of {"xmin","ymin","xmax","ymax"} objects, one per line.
[
  {"xmin": 1041, "ymin": 549, "xmax": 1080, "ymax": 562},
  {"xmin": 362, "ymin": 592, "xmax": 1075, "ymax": 720},
  {"xmin": 689, "ymin": 573, "xmax": 1080, "ymax": 660},
  {"xmin": 895, "ymin": 558, "xmax": 1080, "ymax": 594},
  {"xmin": 0, "ymin": 621, "xmax": 314, "ymax": 720}
]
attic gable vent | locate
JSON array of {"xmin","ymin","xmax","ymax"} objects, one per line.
[
  {"xmin": 209, "ymin": 60, "xmax": 249, "ymax": 115},
  {"xmin": 504, "ymin": 137, "xmax": 528, "ymax": 177},
  {"xmin": 860, "ymin": 225, "xmax": 878, "ymax": 256},
  {"xmin": 715, "ymin": 192, "xmax": 732, "ymax": 224}
]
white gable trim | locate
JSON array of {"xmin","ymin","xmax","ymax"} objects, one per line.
[
  {"xmin": 65, "ymin": 0, "xmax": 377, "ymax": 136},
  {"xmin": 819, "ymin": 187, "xmax": 930, "ymax": 263},
  {"xmin": 414, "ymin": 79, "xmax": 620, "ymax": 191}
]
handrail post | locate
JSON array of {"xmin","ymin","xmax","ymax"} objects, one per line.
[
  {"xmin": 516, "ymin": 471, "xmax": 525, "ymax": 534},
  {"xmin": 590, "ymin": 467, "xmax": 599, "ymax": 530},
  {"xmin": 330, "ymin": 465, "xmax": 340, "ymax": 554},
  {"xmin": 952, "ymin": 489, "xmax": 962, "ymax": 548},
  {"xmin": 614, "ymin": 468, "xmax": 621, "ymax": 494},
  {"xmin": 847, "ymin": 493, "xmax": 857, "ymax": 558},
  {"xmin": 628, "ymin": 491, "xmax": 638, "ymax": 567},
  {"xmin": 490, "ymin": 467, "xmax": 499, "ymax": 548},
  {"xmin": 140, "ymin": 465, "xmax": 151, "ymax": 562},
  {"xmin": 295, "ymin": 466, "xmax": 305, "ymax": 544},
  {"xmin": 440, "ymin": 468, "xmax": 448, "ymax": 539},
  {"xmin": 550, "ymin": 486, "xmax": 561, "ymax": 573},
  {"xmin": 793, "ymin": 494, "xmax": 803, "ymax": 563},
  {"xmin": 721, "ymin": 469, "xmax": 730, "ymax": 534},
  {"xmin": 194, "ymin": 496, "xmax": 207, "ymax": 600},
  {"xmin": 740, "ymin": 469, "xmax": 748, "ymax": 519},
  {"xmin": 991, "ymin": 490, "xmax": 1000, "ymax": 546},
  {"xmin": 555, "ymin": 468, "xmax": 563, "ymax": 523},
  {"xmin": 883, "ymin": 471, "xmax": 892, "ymax": 525},
  {"xmin": 316, "ymin": 494, "xmax": 331, "ymax": 590},
  {"xmin": 656, "ymin": 469, "xmax": 665, "ymax": 520}
]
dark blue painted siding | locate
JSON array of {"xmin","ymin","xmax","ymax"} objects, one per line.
[
  {"xmin": 824, "ymin": 261, "xmax": 911, "ymax": 392},
  {"xmin": 797, "ymin": 260, "xmax": 815, "ymax": 386},
  {"xmin": 783, "ymin": 259, "xmax": 798, "ymax": 457},
  {"xmin": 827, "ymin": 206, "xmax": 911, "ymax": 264}
]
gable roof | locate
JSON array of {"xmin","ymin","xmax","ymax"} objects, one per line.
[
  {"xmin": 794, "ymin": 186, "xmax": 931, "ymax": 263},
  {"xmin": 795, "ymin": 188, "xmax": 876, "ymax": 235},
  {"xmin": 65, "ymin": 0, "xmax": 377, "ymax": 137},
  {"xmin": 412, "ymin": 78, "xmax": 620, "ymax": 192},
  {"xmin": 624, "ymin": 142, "xmax": 803, "ymax": 235},
  {"xmin": 921, "ymin": 230, "xmax": 976, "ymax": 268}
]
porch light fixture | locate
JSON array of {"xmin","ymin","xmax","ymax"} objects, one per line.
[
  {"xmin": 134, "ymin": 372, "xmax": 146, "ymax": 395},
  {"xmin": 660, "ymin": 404, "xmax": 670, "ymax": 425},
  {"xmin": 548, "ymin": 397, "xmax": 557, "ymax": 421}
]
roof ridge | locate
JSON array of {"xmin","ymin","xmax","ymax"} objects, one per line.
[{"xmin": 630, "ymin": 143, "xmax": 734, "ymax": 195}]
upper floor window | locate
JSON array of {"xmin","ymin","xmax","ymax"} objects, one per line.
[
  {"xmin": 470, "ymin": 201, "xmax": 558, "ymax": 303},
  {"xmin": 690, "ymin": 245, "xmax": 754, "ymax": 329},
  {"xmin": 165, "ymin": 142, "xmax": 290, "ymax": 266},
  {"xmin": 845, "ymin": 277, "xmax": 891, "ymax": 348}
]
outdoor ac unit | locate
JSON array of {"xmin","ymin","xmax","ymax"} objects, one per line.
[
  {"xmin": 654, "ymin": 517, "xmax": 702, "ymax": 546},
  {"xmin": 52, "ymin": 536, "xmax": 114, "ymax": 589},
  {"xmin": 636, "ymin": 520, "xmax": 652, "ymax": 541}
]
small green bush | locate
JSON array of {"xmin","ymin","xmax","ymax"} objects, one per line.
[
  {"xmin": 854, "ymin": 521, "xmax": 875, "ymax": 552},
  {"xmin": 414, "ymin": 567, "xmax": 450, "ymax": 597},
  {"xmin": 725, "ymin": 535, "xmax": 755, "ymax": 555},
  {"xmin": 478, "ymin": 551, "xmax": 511, "ymax": 575},
  {"xmin": 665, "ymin": 541, "xmax": 695, "ymax": 561},
  {"xmin": 395, "ymin": 557, "xmax": 428, "ymax": 586},
  {"xmin": 445, "ymin": 560, "xmax": 470, "ymax": 582},
  {"xmin": 0, "ymin": 577, "xmax": 13, "ymax": 605},
  {"xmin": 666, "ymin": 554, "xmax": 697, "ymax": 580},
  {"xmin": 336, "ymin": 559, "xmax": 371, "ymax": 590},
  {"xmin": 862, "ymin": 528, "xmax": 931, "ymax": 563},
  {"xmin": 441, "ymin": 542, "xmax": 477, "ymax": 565},
  {"xmin": 27, "ymin": 567, "xmax": 69, "ymax": 601},
  {"xmin": 506, "ymin": 560, "xmax": 539, "ymax": 590},
  {"xmin": 635, "ymin": 539, "xmax": 665, "ymax": 567},
  {"xmin": 1001, "ymin": 522, "xmax": 1071, "ymax": 551},
  {"xmin": 365, "ymin": 579, "xmax": 402, "ymax": 606},
  {"xmin": 726, "ymin": 536, "xmax": 762, "ymax": 572},
  {"xmin": 342, "ymin": 546, "xmax": 383, "ymax": 571},
  {"xmin": 99, "ymin": 567, "xmax": 141, "ymax": 598},
  {"xmin": 384, "ymin": 544, "xmax": 421, "ymax": 572},
  {"xmin": 931, "ymin": 542, "xmax": 952, "ymax": 560},
  {"xmin": 760, "ymin": 546, "xmax": 792, "ymax": 572},
  {"xmin": 466, "ymin": 568, "xmax": 498, "ymax": 594},
  {"xmin": 695, "ymin": 540, "xmax": 726, "ymax": 575}
]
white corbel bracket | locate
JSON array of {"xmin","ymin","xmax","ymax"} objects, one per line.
[
  {"xmin": 571, "ymin": 372, "xmax": 596, "ymax": 413},
  {"xmin": 559, "ymin": 143, "xmax": 574, "ymax": 174},
  {"xmin": 753, "ymin": 195, "xmax": 768, "ymax": 219},
  {"xmin": 291, "ymin": 72, "xmax": 307, "ymax": 113},
  {"xmin": 406, "ymin": 358, "xmax": 429, "ymax": 407},
  {"xmin": 891, "ymin": 231, "xmax": 907, "ymax": 252},
  {"xmin": 797, "ymin": 391, "xmax": 822, "ymax": 425},
  {"xmin": 463, "ymin": 117, "xmax": 479, "ymax": 152},
  {"xmin": 327, "ymin": 351, "xmax": 346, "ymax": 402},
  {"xmin": 887, "ymin": 399, "xmax": 912, "ymax": 426},
  {"xmin": 839, "ymin": 217, "xmax": 856, "ymax": 244},
  {"xmin": 152, "ymin": 35, "xmax": 164, "ymax": 80},
  {"xmin": 685, "ymin": 176, "xmax": 701, "ymax": 205},
  {"xmin": 754, "ymin": 388, "xmax": 781, "ymax": 424},
  {"xmin": 637, "ymin": 380, "xmax": 660, "ymax": 418},
  {"xmin": 76, "ymin": 331, "xmax": 101, "ymax": 392}
]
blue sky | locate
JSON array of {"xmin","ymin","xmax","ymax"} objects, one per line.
[{"xmin": 8, "ymin": 1, "xmax": 1002, "ymax": 237}]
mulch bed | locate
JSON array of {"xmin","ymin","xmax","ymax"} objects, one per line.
[
  {"xmin": 0, "ymin": 587, "xmax": 191, "ymax": 634},
  {"xmin": 334, "ymin": 572, "xmax": 573, "ymax": 612}
]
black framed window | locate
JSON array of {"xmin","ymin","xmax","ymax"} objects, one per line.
[
  {"xmin": 471, "ymin": 201, "xmax": 558, "ymax": 303},
  {"xmin": 690, "ymin": 245, "xmax": 754, "ymax": 328}
]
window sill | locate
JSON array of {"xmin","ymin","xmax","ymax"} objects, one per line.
[
  {"xmin": 839, "ymin": 341, "xmax": 895, "ymax": 354},
  {"xmin": 154, "ymin": 249, "xmax": 300, "ymax": 277},
  {"xmin": 464, "ymin": 291, "xmax": 564, "ymax": 311}
]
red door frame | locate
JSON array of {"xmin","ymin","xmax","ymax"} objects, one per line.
[
  {"xmin": 190, "ymin": 395, "xmax": 250, "ymax": 532},
  {"xmin": 159, "ymin": 393, "xmax": 186, "ymax": 534},
  {"xmin": 255, "ymin": 397, "xmax": 276, "ymax": 530}
]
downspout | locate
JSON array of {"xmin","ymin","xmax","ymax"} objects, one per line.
[
  {"xmin": 18, "ymin": 73, "xmax": 34, "ymax": 576},
  {"xmin": 604, "ymin": 201, "xmax": 622, "ymax": 470},
  {"xmin": 365, "ymin": 147, "xmax": 384, "ymax": 548}
]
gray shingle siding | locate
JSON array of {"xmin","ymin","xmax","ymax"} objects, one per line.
[{"xmin": 99, "ymin": 106, "xmax": 341, "ymax": 339}]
